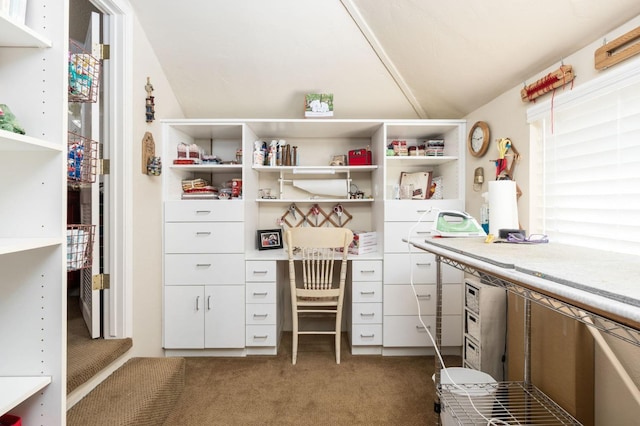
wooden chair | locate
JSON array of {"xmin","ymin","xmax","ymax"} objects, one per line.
[{"xmin": 285, "ymin": 227, "xmax": 353, "ymax": 364}]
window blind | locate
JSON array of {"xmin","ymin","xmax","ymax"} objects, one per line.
[{"xmin": 527, "ymin": 58, "xmax": 640, "ymax": 256}]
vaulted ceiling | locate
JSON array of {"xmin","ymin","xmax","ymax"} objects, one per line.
[{"xmin": 129, "ymin": 0, "xmax": 640, "ymax": 119}]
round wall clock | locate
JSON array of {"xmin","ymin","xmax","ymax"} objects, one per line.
[{"xmin": 468, "ymin": 121, "xmax": 490, "ymax": 158}]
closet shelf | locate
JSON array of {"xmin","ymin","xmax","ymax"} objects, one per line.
[
  {"xmin": 0, "ymin": 14, "xmax": 51, "ymax": 47},
  {"xmin": 0, "ymin": 376, "xmax": 51, "ymax": 415},
  {"xmin": 0, "ymin": 237, "xmax": 62, "ymax": 256},
  {"xmin": 0, "ymin": 130, "xmax": 62, "ymax": 152}
]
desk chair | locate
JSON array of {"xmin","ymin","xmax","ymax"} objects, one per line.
[{"xmin": 285, "ymin": 227, "xmax": 353, "ymax": 365}]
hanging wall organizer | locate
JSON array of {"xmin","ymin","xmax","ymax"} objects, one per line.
[
  {"xmin": 520, "ymin": 64, "xmax": 575, "ymax": 102},
  {"xmin": 595, "ymin": 26, "xmax": 640, "ymax": 70}
]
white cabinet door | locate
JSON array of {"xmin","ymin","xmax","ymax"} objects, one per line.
[
  {"xmin": 164, "ymin": 286, "xmax": 205, "ymax": 349},
  {"xmin": 204, "ymin": 285, "xmax": 245, "ymax": 348}
]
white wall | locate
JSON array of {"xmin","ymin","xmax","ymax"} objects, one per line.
[
  {"xmin": 464, "ymin": 14, "xmax": 640, "ymax": 426},
  {"xmin": 130, "ymin": 13, "xmax": 185, "ymax": 357}
]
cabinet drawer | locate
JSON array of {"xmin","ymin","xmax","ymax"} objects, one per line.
[
  {"xmin": 245, "ymin": 260, "xmax": 277, "ymax": 282},
  {"xmin": 246, "ymin": 282, "xmax": 277, "ymax": 303},
  {"xmin": 383, "ymin": 284, "xmax": 462, "ymax": 316},
  {"xmin": 352, "ymin": 281, "xmax": 382, "ymax": 303},
  {"xmin": 383, "ymin": 315, "xmax": 462, "ymax": 347},
  {"xmin": 246, "ymin": 303, "xmax": 276, "ymax": 325},
  {"xmin": 384, "ymin": 221, "xmax": 434, "ymax": 253},
  {"xmin": 352, "ymin": 302, "xmax": 382, "ymax": 324},
  {"xmin": 384, "ymin": 199, "xmax": 463, "ymax": 222},
  {"xmin": 464, "ymin": 335, "xmax": 480, "ymax": 369},
  {"xmin": 164, "ymin": 200, "xmax": 244, "ymax": 222},
  {"xmin": 351, "ymin": 260, "xmax": 382, "ymax": 281},
  {"xmin": 165, "ymin": 200, "xmax": 244, "ymax": 222},
  {"xmin": 464, "ymin": 309, "xmax": 481, "ymax": 341},
  {"xmin": 351, "ymin": 324, "xmax": 383, "ymax": 346},
  {"xmin": 246, "ymin": 325, "xmax": 277, "ymax": 347},
  {"xmin": 383, "ymin": 253, "xmax": 462, "ymax": 284},
  {"xmin": 165, "ymin": 222, "xmax": 244, "ymax": 253},
  {"xmin": 164, "ymin": 254, "xmax": 244, "ymax": 285}
]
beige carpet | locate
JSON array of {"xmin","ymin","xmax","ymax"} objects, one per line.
[
  {"xmin": 163, "ymin": 333, "xmax": 461, "ymax": 426},
  {"xmin": 67, "ymin": 296, "xmax": 133, "ymax": 393}
]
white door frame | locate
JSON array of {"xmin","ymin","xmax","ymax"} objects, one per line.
[{"xmin": 90, "ymin": 0, "xmax": 133, "ymax": 339}]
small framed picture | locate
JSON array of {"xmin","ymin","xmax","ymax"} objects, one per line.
[{"xmin": 257, "ymin": 229, "xmax": 283, "ymax": 250}]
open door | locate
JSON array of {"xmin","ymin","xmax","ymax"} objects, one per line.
[{"xmin": 69, "ymin": 10, "xmax": 103, "ymax": 338}]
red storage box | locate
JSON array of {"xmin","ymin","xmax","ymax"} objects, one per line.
[
  {"xmin": 348, "ymin": 148, "xmax": 372, "ymax": 165},
  {"xmin": 0, "ymin": 414, "xmax": 21, "ymax": 426}
]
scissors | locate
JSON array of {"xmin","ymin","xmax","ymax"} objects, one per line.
[
  {"xmin": 311, "ymin": 204, "xmax": 320, "ymax": 226},
  {"xmin": 333, "ymin": 204, "xmax": 344, "ymax": 226},
  {"xmin": 289, "ymin": 203, "xmax": 297, "ymax": 220}
]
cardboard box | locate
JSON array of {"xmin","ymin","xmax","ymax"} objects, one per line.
[
  {"xmin": 347, "ymin": 231, "xmax": 377, "ymax": 254},
  {"xmin": 348, "ymin": 149, "xmax": 372, "ymax": 165}
]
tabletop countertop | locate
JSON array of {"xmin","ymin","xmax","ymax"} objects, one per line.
[{"xmin": 407, "ymin": 237, "xmax": 640, "ymax": 330}]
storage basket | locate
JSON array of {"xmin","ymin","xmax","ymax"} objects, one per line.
[
  {"xmin": 67, "ymin": 224, "xmax": 96, "ymax": 271},
  {"xmin": 68, "ymin": 39, "xmax": 102, "ymax": 103},
  {"xmin": 67, "ymin": 132, "xmax": 99, "ymax": 184}
]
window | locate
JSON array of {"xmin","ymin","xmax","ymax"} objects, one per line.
[{"xmin": 527, "ymin": 58, "xmax": 640, "ymax": 256}]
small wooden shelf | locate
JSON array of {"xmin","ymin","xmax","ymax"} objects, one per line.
[
  {"xmin": 0, "ymin": 376, "xmax": 51, "ymax": 414},
  {"xmin": 253, "ymin": 165, "xmax": 378, "ymax": 173}
]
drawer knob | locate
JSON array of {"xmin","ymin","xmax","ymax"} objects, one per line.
[
  {"xmin": 360, "ymin": 291, "xmax": 375, "ymax": 295},
  {"xmin": 416, "ymin": 262, "xmax": 432, "ymax": 267},
  {"xmin": 360, "ymin": 269, "xmax": 376, "ymax": 274},
  {"xmin": 253, "ymin": 335, "xmax": 269, "ymax": 339},
  {"xmin": 196, "ymin": 263, "xmax": 212, "ymax": 267},
  {"xmin": 416, "ymin": 294, "xmax": 431, "ymax": 300},
  {"xmin": 360, "ymin": 333, "xmax": 375, "ymax": 338},
  {"xmin": 195, "ymin": 210, "xmax": 212, "ymax": 214},
  {"xmin": 253, "ymin": 270, "xmax": 268, "ymax": 274},
  {"xmin": 253, "ymin": 292, "xmax": 268, "ymax": 296},
  {"xmin": 416, "ymin": 325, "xmax": 431, "ymax": 331},
  {"xmin": 196, "ymin": 231, "xmax": 212, "ymax": 236},
  {"xmin": 253, "ymin": 313, "xmax": 269, "ymax": 318},
  {"xmin": 360, "ymin": 312, "xmax": 375, "ymax": 317}
]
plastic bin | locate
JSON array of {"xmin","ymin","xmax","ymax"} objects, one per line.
[{"xmin": 435, "ymin": 367, "xmax": 497, "ymax": 426}]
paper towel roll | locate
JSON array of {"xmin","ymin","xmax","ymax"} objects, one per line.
[{"xmin": 488, "ymin": 180, "xmax": 519, "ymax": 236}]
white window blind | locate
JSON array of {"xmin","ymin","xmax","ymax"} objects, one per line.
[{"xmin": 527, "ymin": 58, "xmax": 640, "ymax": 256}]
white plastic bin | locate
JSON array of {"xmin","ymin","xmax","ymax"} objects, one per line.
[{"xmin": 435, "ymin": 367, "xmax": 497, "ymax": 426}]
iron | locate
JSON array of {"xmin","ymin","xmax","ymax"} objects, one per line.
[{"xmin": 431, "ymin": 210, "xmax": 487, "ymax": 237}]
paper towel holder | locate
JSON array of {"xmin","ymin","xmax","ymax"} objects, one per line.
[{"xmin": 473, "ymin": 167, "xmax": 484, "ymax": 191}]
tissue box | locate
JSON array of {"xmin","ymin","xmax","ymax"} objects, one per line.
[{"xmin": 348, "ymin": 149, "xmax": 372, "ymax": 165}]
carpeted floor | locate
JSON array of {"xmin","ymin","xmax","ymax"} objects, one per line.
[
  {"xmin": 67, "ymin": 296, "xmax": 133, "ymax": 394},
  {"xmin": 163, "ymin": 333, "xmax": 461, "ymax": 426}
]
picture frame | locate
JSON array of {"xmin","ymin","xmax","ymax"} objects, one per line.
[
  {"xmin": 400, "ymin": 171, "xmax": 433, "ymax": 200},
  {"xmin": 257, "ymin": 229, "xmax": 283, "ymax": 250}
]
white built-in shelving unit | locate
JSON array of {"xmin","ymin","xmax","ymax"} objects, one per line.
[{"xmin": 0, "ymin": 2, "xmax": 67, "ymax": 424}]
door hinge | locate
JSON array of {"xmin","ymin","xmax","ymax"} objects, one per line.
[
  {"xmin": 100, "ymin": 44, "xmax": 110, "ymax": 60},
  {"xmin": 92, "ymin": 273, "xmax": 110, "ymax": 290},
  {"xmin": 99, "ymin": 158, "xmax": 110, "ymax": 175}
]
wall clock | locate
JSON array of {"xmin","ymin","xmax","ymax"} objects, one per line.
[{"xmin": 468, "ymin": 121, "xmax": 490, "ymax": 158}]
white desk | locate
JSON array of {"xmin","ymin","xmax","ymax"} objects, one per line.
[{"xmin": 408, "ymin": 237, "xmax": 640, "ymax": 425}]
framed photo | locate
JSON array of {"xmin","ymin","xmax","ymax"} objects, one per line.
[
  {"xmin": 400, "ymin": 171, "xmax": 433, "ymax": 200},
  {"xmin": 257, "ymin": 229, "xmax": 283, "ymax": 250}
]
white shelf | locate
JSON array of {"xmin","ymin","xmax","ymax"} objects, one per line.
[
  {"xmin": 0, "ymin": 376, "xmax": 51, "ymax": 414},
  {"xmin": 0, "ymin": 130, "xmax": 62, "ymax": 152},
  {"xmin": 0, "ymin": 14, "xmax": 51, "ymax": 48},
  {"xmin": 0, "ymin": 238, "xmax": 62, "ymax": 256},
  {"xmin": 253, "ymin": 165, "xmax": 378, "ymax": 173},
  {"xmin": 169, "ymin": 163, "xmax": 242, "ymax": 173},
  {"xmin": 385, "ymin": 155, "xmax": 458, "ymax": 166},
  {"xmin": 256, "ymin": 198, "xmax": 373, "ymax": 203}
]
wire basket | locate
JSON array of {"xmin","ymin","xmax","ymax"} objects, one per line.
[
  {"xmin": 67, "ymin": 224, "xmax": 96, "ymax": 271},
  {"xmin": 68, "ymin": 132, "xmax": 99, "ymax": 184},
  {"xmin": 68, "ymin": 39, "xmax": 101, "ymax": 103}
]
